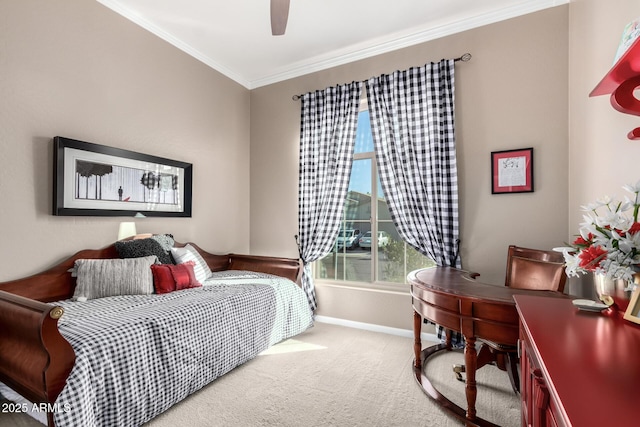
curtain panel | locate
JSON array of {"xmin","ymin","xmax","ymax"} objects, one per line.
[
  {"xmin": 297, "ymin": 82, "xmax": 363, "ymax": 311},
  {"xmin": 366, "ymin": 59, "xmax": 461, "ymax": 268}
]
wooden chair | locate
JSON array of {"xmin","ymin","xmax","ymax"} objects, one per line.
[{"xmin": 453, "ymin": 245, "xmax": 567, "ymax": 393}]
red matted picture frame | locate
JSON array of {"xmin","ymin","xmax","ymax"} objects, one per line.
[{"xmin": 491, "ymin": 147, "xmax": 534, "ymax": 194}]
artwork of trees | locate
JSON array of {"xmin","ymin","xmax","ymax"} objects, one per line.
[
  {"xmin": 74, "ymin": 160, "xmax": 179, "ymax": 205},
  {"xmin": 76, "ymin": 160, "xmax": 113, "ymax": 200}
]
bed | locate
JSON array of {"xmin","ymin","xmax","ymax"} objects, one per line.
[{"xmin": 0, "ymin": 238, "xmax": 313, "ymax": 427}]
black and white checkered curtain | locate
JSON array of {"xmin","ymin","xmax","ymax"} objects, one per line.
[
  {"xmin": 297, "ymin": 82, "xmax": 363, "ymax": 311},
  {"xmin": 366, "ymin": 59, "xmax": 461, "ymax": 268},
  {"xmin": 366, "ymin": 59, "xmax": 462, "ymax": 346}
]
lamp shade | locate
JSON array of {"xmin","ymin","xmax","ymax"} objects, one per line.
[{"xmin": 117, "ymin": 222, "xmax": 137, "ymax": 240}]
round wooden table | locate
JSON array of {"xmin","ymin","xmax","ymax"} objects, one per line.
[{"xmin": 409, "ymin": 267, "xmax": 566, "ymax": 426}]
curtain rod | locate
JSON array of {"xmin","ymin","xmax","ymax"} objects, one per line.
[{"xmin": 291, "ymin": 53, "xmax": 472, "ymax": 101}]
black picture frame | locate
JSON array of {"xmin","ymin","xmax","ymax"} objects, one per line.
[
  {"xmin": 53, "ymin": 136, "xmax": 193, "ymax": 217},
  {"xmin": 491, "ymin": 147, "xmax": 534, "ymax": 194}
]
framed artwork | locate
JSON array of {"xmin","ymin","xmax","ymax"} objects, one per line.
[
  {"xmin": 624, "ymin": 286, "xmax": 640, "ymax": 325},
  {"xmin": 53, "ymin": 136, "xmax": 193, "ymax": 217},
  {"xmin": 491, "ymin": 148, "xmax": 534, "ymax": 194}
]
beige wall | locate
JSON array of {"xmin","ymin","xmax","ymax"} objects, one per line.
[
  {"xmin": 250, "ymin": 6, "xmax": 570, "ymax": 330},
  {"xmin": 0, "ymin": 0, "xmax": 251, "ymax": 281},
  {"xmin": 3, "ymin": 0, "xmax": 638, "ymax": 332}
]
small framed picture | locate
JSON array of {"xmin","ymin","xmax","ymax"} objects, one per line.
[
  {"xmin": 624, "ymin": 286, "xmax": 640, "ymax": 324},
  {"xmin": 491, "ymin": 148, "xmax": 534, "ymax": 194}
]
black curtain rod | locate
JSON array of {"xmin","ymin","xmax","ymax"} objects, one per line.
[{"xmin": 292, "ymin": 53, "xmax": 472, "ymax": 101}]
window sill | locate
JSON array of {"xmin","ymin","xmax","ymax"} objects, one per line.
[{"xmin": 314, "ymin": 279, "xmax": 411, "ymax": 295}]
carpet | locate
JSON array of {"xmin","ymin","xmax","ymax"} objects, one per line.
[
  {"xmin": 0, "ymin": 322, "xmax": 520, "ymax": 427},
  {"xmin": 146, "ymin": 321, "xmax": 520, "ymax": 427}
]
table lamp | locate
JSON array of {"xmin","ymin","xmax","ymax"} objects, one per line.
[{"xmin": 117, "ymin": 222, "xmax": 137, "ymax": 240}]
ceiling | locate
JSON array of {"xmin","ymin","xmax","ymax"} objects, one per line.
[{"xmin": 96, "ymin": 0, "xmax": 568, "ymax": 89}]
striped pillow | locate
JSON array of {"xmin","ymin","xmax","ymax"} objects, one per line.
[
  {"xmin": 73, "ymin": 255, "xmax": 157, "ymax": 300},
  {"xmin": 170, "ymin": 244, "xmax": 212, "ymax": 283}
]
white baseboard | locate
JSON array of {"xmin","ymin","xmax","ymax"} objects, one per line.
[{"xmin": 314, "ymin": 315, "xmax": 440, "ymax": 344}]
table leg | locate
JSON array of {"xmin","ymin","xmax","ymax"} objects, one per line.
[
  {"xmin": 413, "ymin": 310, "xmax": 422, "ymax": 369},
  {"xmin": 464, "ymin": 335, "xmax": 478, "ymax": 422}
]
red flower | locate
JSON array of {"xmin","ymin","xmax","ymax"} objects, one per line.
[
  {"xmin": 573, "ymin": 233, "xmax": 594, "ymax": 247},
  {"xmin": 578, "ymin": 245, "xmax": 607, "ymax": 271},
  {"xmin": 629, "ymin": 222, "xmax": 640, "ymax": 235}
]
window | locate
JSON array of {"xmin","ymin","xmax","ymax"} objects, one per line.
[{"xmin": 315, "ymin": 109, "xmax": 435, "ymax": 285}]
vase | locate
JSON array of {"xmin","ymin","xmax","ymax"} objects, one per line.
[{"xmin": 593, "ymin": 273, "xmax": 635, "ymax": 312}]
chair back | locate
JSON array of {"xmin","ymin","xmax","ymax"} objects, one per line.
[{"xmin": 505, "ymin": 245, "xmax": 567, "ymax": 292}]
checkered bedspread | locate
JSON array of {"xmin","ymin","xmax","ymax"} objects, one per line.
[{"xmin": 2, "ymin": 271, "xmax": 313, "ymax": 427}]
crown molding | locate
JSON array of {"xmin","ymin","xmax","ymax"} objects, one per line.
[
  {"xmin": 248, "ymin": 0, "xmax": 569, "ymax": 89},
  {"xmin": 97, "ymin": 0, "xmax": 569, "ymax": 90},
  {"xmin": 96, "ymin": 0, "xmax": 252, "ymax": 88}
]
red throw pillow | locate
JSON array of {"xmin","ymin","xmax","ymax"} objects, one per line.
[
  {"xmin": 169, "ymin": 261, "xmax": 202, "ymax": 291},
  {"xmin": 150, "ymin": 264, "xmax": 176, "ymax": 294}
]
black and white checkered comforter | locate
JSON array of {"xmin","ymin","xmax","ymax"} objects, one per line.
[{"xmin": 2, "ymin": 270, "xmax": 313, "ymax": 427}]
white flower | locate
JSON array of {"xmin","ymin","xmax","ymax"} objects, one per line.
[
  {"xmin": 581, "ymin": 202, "xmax": 601, "ymax": 212},
  {"xmin": 622, "ymin": 180, "xmax": 640, "ymax": 194},
  {"xmin": 596, "ymin": 195, "xmax": 614, "ymax": 206},
  {"xmin": 621, "ymin": 198, "xmax": 634, "ymax": 211},
  {"xmin": 618, "ymin": 240, "xmax": 633, "ymax": 255},
  {"xmin": 553, "ymin": 246, "xmax": 575, "ymax": 253},
  {"xmin": 566, "ymin": 181, "xmax": 640, "ymax": 282},
  {"xmin": 563, "ymin": 252, "xmax": 580, "ymax": 277},
  {"xmin": 600, "ymin": 211, "xmax": 627, "ymax": 229}
]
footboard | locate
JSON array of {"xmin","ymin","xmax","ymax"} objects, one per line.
[
  {"xmin": 0, "ymin": 291, "xmax": 75, "ymax": 426},
  {"xmin": 0, "ymin": 245, "xmax": 119, "ymax": 302}
]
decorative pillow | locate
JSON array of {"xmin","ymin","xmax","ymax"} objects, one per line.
[
  {"xmin": 115, "ymin": 237, "xmax": 173, "ymax": 264},
  {"xmin": 151, "ymin": 234, "xmax": 175, "ymax": 259},
  {"xmin": 73, "ymin": 255, "xmax": 157, "ymax": 300},
  {"xmin": 150, "ymin": 264, "xmax": 177, "ymax": 294},
  {"xmin": 170, "ymin": 244, "xmax": 212, "ymax": 283},
  {"xmin": 170, "ymin": 261, "xmax": 202, "ymax": 290},
  {"xmin": 151, "ymin": 261, "xmax": 201, "ymax": 293}
]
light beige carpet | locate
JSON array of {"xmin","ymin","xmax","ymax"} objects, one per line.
[{"xmin": 0, "ymin": 322, "xmax": 520, "ymax": 427}]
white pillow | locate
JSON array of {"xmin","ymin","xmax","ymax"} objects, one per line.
[
  {"xmin": 73, "ymin": 255, "xmax": 157, "ymax": 300},
  {"xmin": 170, "ymin": 244, "xmax": 212, "ymax": 283}
]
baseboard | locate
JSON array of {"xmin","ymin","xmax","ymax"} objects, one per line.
[{"xmin": 314, "ymin": 315, "xmax": 440, "ymax": 344}]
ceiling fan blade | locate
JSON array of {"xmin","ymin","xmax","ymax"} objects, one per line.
[{"xmin": 270, "ymin": 0, "xmax": 290, "ymax": 36}]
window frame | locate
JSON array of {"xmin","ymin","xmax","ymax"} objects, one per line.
[{"xmin": 313, "ymin": 100, "xmax": 434, "ymax": 291}]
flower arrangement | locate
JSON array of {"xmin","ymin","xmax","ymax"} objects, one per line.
[{"xmin": 562, "ymin": 181, "xmax": 640, "ymax": 285}]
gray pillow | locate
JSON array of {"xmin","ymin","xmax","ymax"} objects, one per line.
[
  {"xmin": 151, "ymin": 234, "xmax": 175, "ymax": 253},
  {"xmin": 73, "ymin": 255, "xmax": 157, "ymax": 300}
]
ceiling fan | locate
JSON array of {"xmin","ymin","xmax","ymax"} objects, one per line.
[{"xmin": 270, "ymin": 0, "xmax": 290, "ymax": 36}]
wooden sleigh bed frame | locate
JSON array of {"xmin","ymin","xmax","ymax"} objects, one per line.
[{"xmin": 0, "ymin": 241, "xmax": 302, "ymax": 427}]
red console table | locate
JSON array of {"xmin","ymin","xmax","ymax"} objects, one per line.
[{"xmin": 515, "ymin": 295, "xmax": 640, "ymax": 427}]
